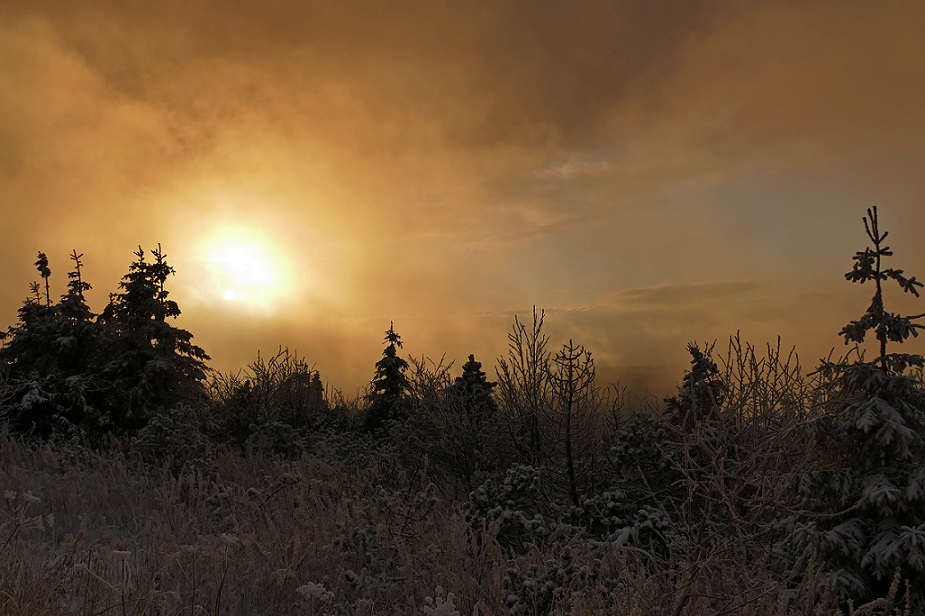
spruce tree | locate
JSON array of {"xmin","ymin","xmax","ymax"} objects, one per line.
[
  {"xmin": 0, "ymin": 257, "xmax": 61, "ymax": 436},
  {"xmin": 55, "ymin": 251, "xmax": 97, "ymax": 372},
  {"xmin": 800, "ymin": 207, "xmax": 925, "ymax": 604},
  {"xmin": 666, "ymin": 342, "xmax": 726, "ymax": 431},
  {"xmin": 1, "ymin": 257, "xmax": 58, "ymax": 376},
  {"xmin": 0, "ymin": 252, "xmax": 102, "ymax": 437},
  {"xmin": 35, "ymin": 252, "xmax": 51, "ymax": 306},
  {"xmin": 452, "ymin": 354, "xmax": 498, "ymax": 428},
  {"xmin": 99, "ymin": 245, "xmax": 209, "ymax": 432},
  {"xmin": 365, "ymin": 322, "xmax": 409, "ymax": 433},
  {"xmin": 49, "ymin": 251, "xmax": 105, "ymax": 431}
]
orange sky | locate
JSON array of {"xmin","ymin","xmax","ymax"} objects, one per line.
[{"xmin": 2, "ymin": 1, "xmax": 924, "ymax": 396}]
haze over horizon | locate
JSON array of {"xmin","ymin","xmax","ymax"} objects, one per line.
[{"xmin": 2, "ymin": 1, "xmax": 924, "ymax": 396}]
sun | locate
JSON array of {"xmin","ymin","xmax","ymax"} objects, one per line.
[{"xmin": 197, "ymin": 225, "xmax": 294, "ymax": 311}]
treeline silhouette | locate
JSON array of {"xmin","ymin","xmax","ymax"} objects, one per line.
[{"xmin": 1, "ymin": 207, "xmax": 924, "ymax": 612}]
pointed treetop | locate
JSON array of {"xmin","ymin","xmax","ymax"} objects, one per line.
[
  {"xmin": 35, "ymin": 252, "xmax": 51, "ymax": 306},
  {"xmin": 839, "ymin": 206, "xmax": 924, "ymax": 373},
  {"xmin": 385, "ymin": 321, "xmax": 402, "ymax": 347}
]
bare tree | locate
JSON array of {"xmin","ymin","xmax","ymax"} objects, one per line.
[
  {"xmin": 496, "ymin": 307, "xmax": 551, "ymax": 466},
  {"xmin": 550, "ymin": 339, "xmax": 597, "ymax": 508}
]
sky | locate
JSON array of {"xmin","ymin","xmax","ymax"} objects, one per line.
[{"xmin": 2, "ymin": 0, "xmax": 925, "ymax": 396}]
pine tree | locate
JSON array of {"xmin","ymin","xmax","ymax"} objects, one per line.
[
  {"xmin": 666, "ymin": 342, "xmax": 726, "ymax": 431},
  {"xmin": 1, "ymin": 258, "xmax": 58, "ymax": 376},
  {"xmin": 49, "ymin": 251, "xmax": 106, "ymax": 431},
  {"xmin": 35, "ymin": 252, "xmax": 51, "ymax": 306},
  {"xmin": 1, "ymin": 247, "xmax": 211, "ymax": 441},
  {"xmin": 452, "ymin": 354, "xmax": 498, "ymax": 428},
  {"xmin": 55, "ymin": 251, "xmax": 97, "ymax": 372},
  {"xmin": 0, "ymin": 252, "xmax": 102, "ymax": 437},
  {"xmin": 0, "ymin": 257, "xmax": 61, "ymax": 436},
  {"xmin": 365, "ymin": 322, "xmax": 409, "ymax": 433},
  {"xmin": 800, "ymin": 207, "xmax": 925, "ymax": 604},
  {"xmin": 99, "ymin": 245, "xmax": 210, "ymax": 432}
]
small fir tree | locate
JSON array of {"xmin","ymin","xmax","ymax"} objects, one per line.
[
  {"xmin": 55, "ymin": 251, "xmax": 97, "ymax": 372},
  {"xmin": 365, "ymin": 322, "xmax": 409, "ymax": 433},
  {"xmin": 0, "ymin": 257, "xmax": 61, "ymax": 435},
  {"xmin": 452, "ymin": 353, "xmax": 498, "ymax": 428},
  {"xmin": 666, "ymin": 342, "xmax": 726, "ymax": 431},
  {"xmin": 800, "ymin": 207, "xmax": 925, "ymax": 605},
  {"xmin": 1, "ymin": 256, "xmax": 59, "ymax": 376},
  {"xmin": 441, "ymin": 354, "xmax": 499, "ymax": 492}
]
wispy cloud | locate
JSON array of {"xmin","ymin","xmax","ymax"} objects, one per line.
[
  {"xmin": 534, "ymin": 155, "xmax": 612, "ymax": 180},
  {"xmin": 604, "ymin": 280, "xmax": 763, "ymax": 307},
  {"xmin": 475, "ymin": 212, "xmax": 605, "ymax": 245}
]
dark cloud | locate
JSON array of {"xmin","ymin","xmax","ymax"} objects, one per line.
[{"xmin": 2, "ymin": 1, "xmax": 723, "ymax": 147}]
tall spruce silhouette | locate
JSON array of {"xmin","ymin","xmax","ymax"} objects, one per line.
[
  {"xmin": 365, "ymin": 322, "xmax": 409, "ymax": 433},
  {"xmin": 100, "ymin": 245, "xmax": 209, "ymax": 432}
]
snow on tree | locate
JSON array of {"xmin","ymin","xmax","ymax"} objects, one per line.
[
  {"xmin": 99, "ymin": 244, "xmax": 210, "ymax": 433},
  {"xmin": 799, "ymin": 206, "xmax": 925, "ymax": 605},
  {"xmin": 0, "ymin": 251, "xmax": 107, "ymax": 437},
  {"xmin": 665, "ymin": 341, "xmax": 726, "ymax": 431}
]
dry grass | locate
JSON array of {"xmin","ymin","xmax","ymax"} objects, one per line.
[
  {"xmin": 0, "ymin": 436, "xmax": 505, "ymax": 615},
  {"xmin": 0, "ymin": 435, "xmax": 913, "ymax": 616}
]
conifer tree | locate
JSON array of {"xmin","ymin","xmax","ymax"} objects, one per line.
[
  {"xmin": 48, "ymin": 251, "xmax": 106, "ymax": 431},
  {"xmin": 666, "ymin": 342, "xmax": 726, "ymax": 431},
  {"xmin": 452, "ymin": 354, "xmax": 498, "ymax": 429},
  {"xmin": 800, "ymin": 207, "xmax": 925, "ymax": 605},
  {"xmin": 99, "ymin": 245, "xmax": 209, "ymax": 432},
  {"xmin": 0, "ymin": 259, "xmax": 60, "ymax": 435},
  {"xmin": 1, "ymin": 256, "xmax": 59, "ymax": 376},
  {"xmin": 1, "ymin": 252, "xmax": 102, "ymax": 437},
  {"xmin": 35, "ymin": 252, "xmax": 51, "ymax": 306},
  {"xmin": 55, "ymin": 251, "xmax": 97, "ymax": 372},
  {"xmin": 365, "ymin": 322, "xmax": 409, "ymax": 433}
]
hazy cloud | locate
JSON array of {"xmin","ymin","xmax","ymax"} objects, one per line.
[{"xmin": 1, "ymin": 0, "xmax": 923, "ymax": 393}]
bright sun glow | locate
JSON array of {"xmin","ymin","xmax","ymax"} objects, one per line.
[{"xmin": 197, "ymin": 225, "xmax": 295, "ymax": 311}]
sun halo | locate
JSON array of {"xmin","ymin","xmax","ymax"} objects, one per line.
[{"xmin": 197, "ymin": 226, "xmax": 294, "ymax": 311}]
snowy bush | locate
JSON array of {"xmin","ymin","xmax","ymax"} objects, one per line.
[
  {"xmin": 131, "ymin": 403, "xmax": 214, "ymax": 475},
  {"xmin": 465, "ymin": 464, "xmax": 566, "ymax": 553},
  {"xmin": 421, "ymin": 586, "xmax": 460, "ymax": 616}
]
